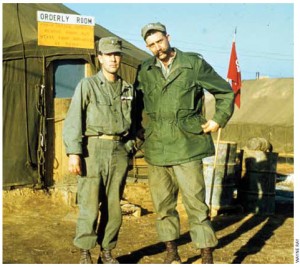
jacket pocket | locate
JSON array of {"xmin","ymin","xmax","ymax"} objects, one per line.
[
  {"xmin": 95, "ymin": 95, "xmax": 111, "ymax": 106},
  {"xmin": 178, "ymin": 115, "xmax": 206, "ymax": 134},
  {"xmin": 87, "ymin": 97, "xmax": 111, "ymax": 129},
  {"xmin": 176, "ymin": 82, "xmax": 197, "ymax": 110}
]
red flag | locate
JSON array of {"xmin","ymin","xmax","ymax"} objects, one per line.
[{"xmin": 227, "ymin": 41, "xmax": 242, "ymax": 108}]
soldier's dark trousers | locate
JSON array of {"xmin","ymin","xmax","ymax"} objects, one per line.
[
  {"xmin": 148, "ymin": 160, "xmax": 218, "ymax": 249},
  {"xmin": 73, "ymin": 138, "xmax": 129, "ymax": 250}
]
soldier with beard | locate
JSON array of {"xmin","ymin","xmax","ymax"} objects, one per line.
[{"xmin": 135, "ymin": 22, "xmax": 234, "ymax": 264}]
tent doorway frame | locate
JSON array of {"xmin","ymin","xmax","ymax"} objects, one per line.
[{"xmin": 44, "ymin": 60, "xmax": 94, "ymax": 187}]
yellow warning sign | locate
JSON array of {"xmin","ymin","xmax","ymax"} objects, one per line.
[{"xmin": 37, "ymin": 11, "xmax": 95, "ymax": 49}]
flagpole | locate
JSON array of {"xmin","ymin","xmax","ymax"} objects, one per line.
[
  {"xmin": 227, "ymin": 27, "xmax": 237, "ymax": 83},
  {"xmin": 233, "ymin": 27, "xmax": 237, "ymax": 42},
  {"xmin": 227, "ymin": 26, "xmax": 241, "ymax": 108}
]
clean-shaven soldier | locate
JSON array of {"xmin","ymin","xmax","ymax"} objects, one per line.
[
  {"xmin": 136, "ymin": 22, "xmax": 234, "ymax": 264},
  {"xmin": 63, "ymin": 37, "xmax": 135, "ymax": 264}
]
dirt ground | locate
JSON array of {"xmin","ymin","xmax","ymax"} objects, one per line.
[{"xmin": 2, "ymin": 162, "xmax": 294, "ymax": 264}]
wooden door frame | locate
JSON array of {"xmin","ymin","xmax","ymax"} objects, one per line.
[{"xmin": 44, "ymin": 61, "xmax": 93, "ymax": 187}]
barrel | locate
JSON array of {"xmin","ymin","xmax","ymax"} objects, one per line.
[
  {"xmin": 246, "ymin": 137, "xmax": 272, "ymax": 152},
  {"xmin": 238, "ymin": 149, "xmax": 278, "ymax": 214},
  {"xmin": 203, "ymin": 141, "xmax": 237, "ymax": 209}
]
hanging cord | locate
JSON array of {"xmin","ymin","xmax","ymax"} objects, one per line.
[
  {"xmin": 36, "ymin": 56, "xmax": 47, "ymax": 186},
  {"xmin": 17, "ymin": 4, "xmax": 33, "ymax": 168}
]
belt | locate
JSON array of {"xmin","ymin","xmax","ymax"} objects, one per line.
[{"xmin": 87, "ymin": 134, "xmax": 123, "ymax": 141}]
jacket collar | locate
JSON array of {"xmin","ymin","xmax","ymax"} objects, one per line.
[
  {"xmin": 143, "ymin": 49, "xmax": 194, "ymax": 90},
  {"xmin": 144, "ymin": 48, "xmax": 193, "ymax": 71},
  {"xmin": 97, "ymin": 70, "xmax": 120, "ymax": 84},
  {"xmin": 97, "ymin": 70, "xmax": 131, "ymax": 93}
]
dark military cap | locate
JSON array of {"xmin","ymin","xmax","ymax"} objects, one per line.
[
  {"xmin": 98, "ymin": 37, "xmax": 122, "ymax": 54},
  {"xmin": 141, "ymin": 22, "xmax": 166, "ymax": 40}
]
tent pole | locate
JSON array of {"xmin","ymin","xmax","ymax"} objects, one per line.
[{"xmin": 209, "ymin": 127, "xmax": 222, "ymax": 219}]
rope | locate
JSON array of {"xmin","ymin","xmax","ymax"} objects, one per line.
[{"xmin": 36, "ymin": 56, "xmax": 47, "ymax": 186}]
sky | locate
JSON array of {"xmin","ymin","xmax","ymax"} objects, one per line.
[{"xmin": 64, "ymin": 1, "xmax": 294, "ymax": 81}]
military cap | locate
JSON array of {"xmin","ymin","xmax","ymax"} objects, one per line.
[
  {"xmin": 141, "ymin": 22, "xmax": 167, "ymax": 40},
  {"xmin": 98, "ymin": 37, "xmax": 122, "ymax": 54}
]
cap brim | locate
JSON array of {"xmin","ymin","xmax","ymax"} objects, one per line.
[
  {"xmin": 142, "ymin": 25, "xmax": 166, "ymax": 39},
  {"xmin": 100, "ymin": 48, "xmax": 122, "ymax": 54}
]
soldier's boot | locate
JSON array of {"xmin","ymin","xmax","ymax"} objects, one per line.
[
  {"xmin": 201, "ymin": 248, "xmax": 214, "ymax": 264},
  {"xmin": 79, "ymin": 249, "xmax": 93, "ymax": 264},
  {"xmin": 163, "ymin": 241, "xmax": 181, "ymax": 264},
  {"xmin": 101, "ymin": 249, "xmax": 119, "ymax": 264}
]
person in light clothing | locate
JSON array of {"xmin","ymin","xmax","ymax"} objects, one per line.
[{"xmin": 63, "ymin": 37, "xmax": 135, "ymax": 264}]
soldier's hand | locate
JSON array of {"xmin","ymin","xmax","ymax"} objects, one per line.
[
  {"xmin": 201, "ymin": 120, "xmax": 220, "ymax": 133},
  {"xmin": 68, "ymin": 154, "xmax": 82, "ymax": 175}
]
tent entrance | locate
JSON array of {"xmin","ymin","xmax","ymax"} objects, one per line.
[
  {"xmin": 3, "ymin": 3, "xmax": 149, "ymax": 189},
  {"xmin": 45, "ymin": 60, "xmax": 93, "ymax": 187}
]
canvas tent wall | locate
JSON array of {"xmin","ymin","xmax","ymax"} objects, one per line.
[
  {"xmin": 2, "ymin": 3, "xmax": 149, "ymax": 188},
  {"xmin": 205, "ymin": 78, "xmax": 294, "ymax": 154}
]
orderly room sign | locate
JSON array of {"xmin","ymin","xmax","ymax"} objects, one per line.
[{"xmin": 37, "ymin": 11, "xmax": 95, "ymax": 49}]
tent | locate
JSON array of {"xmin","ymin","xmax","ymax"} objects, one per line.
[
  {"xmin": 205, "ymin": 78, "xmax": 294, "ymax": 154},
  {"xmin": 2, "ymin": 3, "xmax": 149, "ymax": 188}
]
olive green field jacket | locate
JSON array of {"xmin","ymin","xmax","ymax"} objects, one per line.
[
  {"xmin": 63, "ymin": 71, "xmax": 134, "ymax": 155},
  {"xmin": 136, "ymin": 49, "xmax": 235, "ymax": 166}
]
